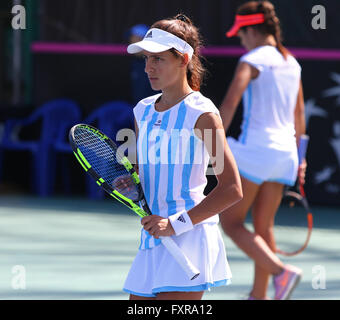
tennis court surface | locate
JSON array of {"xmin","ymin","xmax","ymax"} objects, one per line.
[{"xmin": 0, "ymin": 195, "xmax": 339, "ymax": 300}]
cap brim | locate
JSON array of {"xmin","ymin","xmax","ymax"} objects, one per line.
[
  {"xmin": 226, "ymin": 24, "xmax": 239, "ymax": 38},
  {"xmin": 127, "ymin": 40, "xmax": 171, "ymax": 54}
]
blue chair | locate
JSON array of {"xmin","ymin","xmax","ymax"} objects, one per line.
[
  {"xmin": 54, "ymin": 100, "xmax": 134, "ymax": 199},
  {"xmin": 0, "ymin": 99, "xmax": 81, "ymax": 196},
  {"xmin": 84, "ymin": 100, "xmax": 135, "ymax": 199},
  {"xmin": 84, "ymin": 100, "xmax": 134, "ymax": 142}
]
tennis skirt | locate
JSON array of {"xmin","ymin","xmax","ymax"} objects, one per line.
[
  {"xmin": 227, "ymin": 137, "xmax": 298, "ymax": 186},
  {"xmin": 123, "ymin": 223, "xmax": 232, "ymax": 297}
]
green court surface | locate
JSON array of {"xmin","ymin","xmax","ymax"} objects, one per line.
[{"xmin": 0, "ymin": 195, "xmax": 339, "ymax": 300}]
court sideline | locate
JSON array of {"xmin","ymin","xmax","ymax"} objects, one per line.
[{"xmin": 0, "ymin": 195, "xmax": 339, "ymax": 300}]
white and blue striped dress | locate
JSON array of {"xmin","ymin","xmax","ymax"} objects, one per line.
[
  {"xmin": 123, "ymin": 91, "xmax": 231, "ymax": 297},
  {"xmin": 135, "ymin": 92, "xmax": 220, "ymax": 249}
]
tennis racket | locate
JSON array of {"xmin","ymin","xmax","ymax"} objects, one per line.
[
  {"xmin": 275, "ymin": 135, "xmax": 313, "ymax": 256},
  {"xmin": 69, "ymin": 124, "xmax": 200, "ymax": 280}
]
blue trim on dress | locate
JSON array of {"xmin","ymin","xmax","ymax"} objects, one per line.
[
  {"xmin": 267, "ymin": 177, "xmax": 296, "ymax": 186},
  {"xmin": 123, "ymin": 288, "xmax": 156, "ymax": 298},
  {"xmin": 123, "ymin": 279, "xmax": 231, "ymax": 298},
  {"xmin": 152, "ymin": 279, "xmax": 231, "ymax": 294},
  {"xmin": 238, "ymin": 168, "xmax": 263, "ymax": 185},
  {"xmin": 240, "ymin": 169, "xmax": 296, "ymax": 186}
]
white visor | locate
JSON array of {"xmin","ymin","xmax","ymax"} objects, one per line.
[{"xmin": 127, "ymin": 28, "xmax": 194, "ymax": 59}]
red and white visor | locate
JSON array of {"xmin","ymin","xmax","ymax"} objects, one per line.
[{"xmin": 226, "ymin": 13, "xmax": 265, "ymax": 37}]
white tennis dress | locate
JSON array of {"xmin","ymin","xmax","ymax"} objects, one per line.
[
  {"xmin": 123, "ymin": 91, "xmax": 232, "ymax": 297},
  {"xmin": 228, "ymin": 45, "xmax": 301, "ymax": 186}
]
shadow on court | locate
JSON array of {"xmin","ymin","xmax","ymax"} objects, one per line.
[{"xmin": 0, "ymin": 195, "xmax": 339, "ymax": 300}]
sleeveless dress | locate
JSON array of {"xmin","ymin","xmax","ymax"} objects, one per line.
[{"xmin": 123, "ymin": 91, "xmax": 232, "ymax": 297}]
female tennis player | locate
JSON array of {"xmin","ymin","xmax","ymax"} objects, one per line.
[
  {"xmin": 123, "ymin": 14, "xmax": 243, "ymax": 300},
  {"xmin": 219, "ymin": 1, "xmax": 306, "ymax": 300}
]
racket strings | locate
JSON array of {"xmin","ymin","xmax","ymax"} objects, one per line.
[{"xmin": 74, "ymin": 128, "xmax": 140, "ymax": 201}]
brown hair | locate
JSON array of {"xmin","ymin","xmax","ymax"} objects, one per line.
[
  {"xmin": 237, "ymin": 1, "xmax": 290, "ymax": 59},
  {"xmin": 151, "ymin": 14, "xmax": 206, "ymax": 91}
]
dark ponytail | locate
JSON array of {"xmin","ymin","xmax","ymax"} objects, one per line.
[
  {"xmin": 151, "ymin": 14, "xmax": 206, "ymax": 91},
  {"xmin": 237, "ymin": 1, "xmax": 290, "ymax": 59}
]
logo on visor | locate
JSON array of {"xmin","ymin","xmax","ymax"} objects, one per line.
[{"xmin": 145, "ymin": 31, "xmax": 153, "ymax": 38}]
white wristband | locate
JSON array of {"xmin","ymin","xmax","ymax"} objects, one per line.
[{"xmin": 168, "ymin": 211, "xmax": 194, "ymax": 236}]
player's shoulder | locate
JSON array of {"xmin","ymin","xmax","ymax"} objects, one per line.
[
  {"xmin": 240, "ymin": 45, "xmax": 277, "ymax": 65},
  {"xmin": 185, "ymin": 91, "xmax": 219, "ymax": 115},
  {"xmin": 240, "ymin": 45, "xmax": 267, "ymax": 61},
  {"xmin": 241, "ymin": 45, "xmax": 301, "ymax": 70},
  {"xmin": 133, "ymin": 93, "xmax": 162, "ymax": 114},
  {"xmin": 286, "ymin": 54, "xmax": 301, "ymax": 70}
]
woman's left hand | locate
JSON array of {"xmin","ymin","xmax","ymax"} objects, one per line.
[
  {"xmin": 141, "ymin": 215, "xmax": 175, "ymax": 239},
  {"xmin": 298, "ymin": 159, "xmax": 307, "ymax": 185}
]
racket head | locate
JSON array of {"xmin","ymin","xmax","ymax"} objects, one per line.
[
  {"xmin": 275, "ymin": 189, "xmax": 313, "ymax": 256},
  {"xmin": 69, "ymin": 123, "xmax": 143, "ymax": 203}
]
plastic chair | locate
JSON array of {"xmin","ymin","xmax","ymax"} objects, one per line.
[
  {"xmin": 0, "ymin": 99, "xmax": 81, "ymax": 196},
  {"xmin": 84, "ymin": 100, "xmax": 134, "ymax": 142},
  {"xmin": 84, "ymin": 100, "xmax": 135, "ymax": 199},
  {"xmin": 52, "ymin": 105, "xmax": 84, "ymax": 195},
  {"xmin": 54, "ymin": 100, "xmax": 134, "ymax": 199}
]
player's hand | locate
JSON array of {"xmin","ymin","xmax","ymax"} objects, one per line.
[
  {"xmin": 141, "ymin": 215, "xmax": 175, "ymax": 238},
  {"xmin": 298, "ymin": 159, "xmax": 307, "ymax": 185},
  {"xmin": 112, "ymin": 175, "xmax": 139, "ymax": 199},
  {"xmin": 112, "ymin": 175, "xmax": 134, "ymax": 192},
  {"xmin": 112, "ymin": 175, "xmax": 133, "ymax": 190}
]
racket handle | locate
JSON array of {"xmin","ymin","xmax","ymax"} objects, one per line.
[
  {"xmin": 160, "ymin": 236, "xmax": 200, "ymax": 280},
  {"xmin": 298, "ymin": 134, "xmax": 309, "ymax": 165}
]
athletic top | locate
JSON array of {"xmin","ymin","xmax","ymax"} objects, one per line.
[
  {"xmin": 134, "ymin": 91, "xmax": 220, "ymax": 250},
  {"xmin": 238, "ymin": 45, "xmax": 301, "ymax": 151}
]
